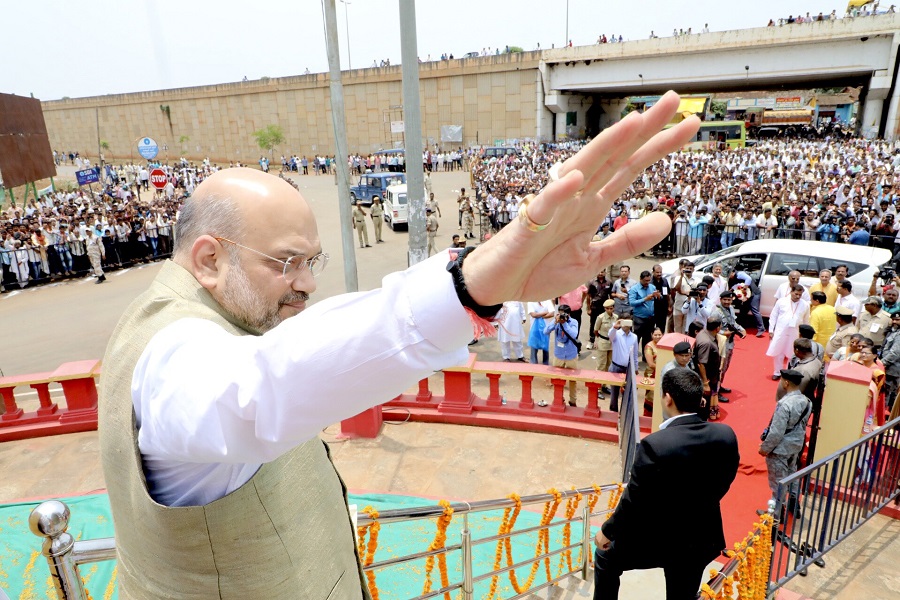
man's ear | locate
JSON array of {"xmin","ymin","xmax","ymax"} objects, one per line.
[{"xmin": 189, "ymin": 235, "xmax": 227, "ymax": 291}]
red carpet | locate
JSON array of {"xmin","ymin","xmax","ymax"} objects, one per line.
[{"xmin": 715, "ymin": 330, "xmax": 781, "ymax": 547}]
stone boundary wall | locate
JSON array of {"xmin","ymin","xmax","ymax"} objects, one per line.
[{"xmin": 42, "ymin": 53, "xmax": 543, "ymax": 164}]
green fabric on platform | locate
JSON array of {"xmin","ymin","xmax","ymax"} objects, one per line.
[{"xmin": 1, "ymin": 492, "xmax": 599, "ymax": 599}]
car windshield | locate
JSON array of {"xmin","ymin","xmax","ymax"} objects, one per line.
[
  {"xmin": 397, "ymin": 193, "xmax": 408, "ymax": 205},
  {"xmin": 696, "ymin": 242, "xmax": 743, "ymax": 264}
]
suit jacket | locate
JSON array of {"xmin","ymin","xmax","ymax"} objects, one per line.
[{"xmin": 602, "ymin": 414, "xmax": 740, "ymax": 566}]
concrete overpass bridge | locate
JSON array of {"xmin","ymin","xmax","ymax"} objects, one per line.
[
  {"xmin": 43, "ymin": 14, "xmax": 900, "ymax": 160},
  {"xmin": 539, "ymin": 13, "xmax": 900, "ymax": 140}
]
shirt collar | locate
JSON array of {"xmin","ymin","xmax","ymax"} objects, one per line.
[{"xmin": 659, "ymin": 412, "xmax": 697, "ymax": 430}]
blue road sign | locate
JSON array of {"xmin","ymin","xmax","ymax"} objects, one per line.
[{"xmin": 137, "ymin": 137, "xmax": 159, "ymax": 160}]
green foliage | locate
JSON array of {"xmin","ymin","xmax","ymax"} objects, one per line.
[
  {"xmin": 179, "ymin": 135, "xmax": 190, "ymax": 145},
  {"xmin": 253, "ymin": 125, "xmax": 285, "ymax": 154},
  {"xmin": 709, "ymin": 100, "xmax": 728, "ymax": 119},
  {"xmin": 621, "ymin": 103, "xmax": 638, "ymax": 118},
  {"xmin": 507, "ymin": 46, "xmax": 524, "ymax": 53},
  {"xmin": 100, "ymin": 140, "xmax": 110, "ymax": 151}
]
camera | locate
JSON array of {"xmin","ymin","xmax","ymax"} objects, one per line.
[
  {"xmin": 688, "ymin": 289, "xmax": 700, "ymax": 297},
  {"xmin": 878, "ymin": 269, "xmax": 896, "ymax": 280}
]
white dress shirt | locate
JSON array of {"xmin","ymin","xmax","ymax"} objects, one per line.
[{"xmin": 133, "ymin": 252, "xmax": 472, "ymax": 507}]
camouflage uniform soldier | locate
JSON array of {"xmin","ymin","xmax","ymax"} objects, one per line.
[
  {"xmin": 461, "ymin": 197, "xmax": 475, "ymax": 240},
  {"xmin": 759, "ymin": 370, "xmax": 812, "ymax": 501}
]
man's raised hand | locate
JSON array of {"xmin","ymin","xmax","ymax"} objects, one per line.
[{"xmin": 463, "ymin": 91, "xmax": 700, "ymax": 306}]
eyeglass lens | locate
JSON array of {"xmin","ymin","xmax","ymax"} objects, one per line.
[{"xmin": 284, "ymin": 254, "xmax": 329, "ymax": 280}]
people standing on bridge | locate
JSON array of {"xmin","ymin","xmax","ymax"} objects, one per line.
[
  {"xmin": 352, "ymin": 201, "xmax": 371, "ymax": 248},
  {"xmin": 370, "ymin": 197, "xmax": 385, "ymax": 244},
  {"xmin": 593, "ymin": 368, "xmax": 739, "ymax": 600}
]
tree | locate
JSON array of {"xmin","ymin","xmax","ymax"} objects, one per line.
[
  {"xmin": 253, "ymin": 125, "xmax": 285, "ymax": 158},
  {"xmin": 709, "ymin": 100, "xmax": 727, "ymax": 120}
]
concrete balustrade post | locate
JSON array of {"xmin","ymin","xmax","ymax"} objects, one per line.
[
  {"xmin": 33, "ymin": 382, "xmax": 59, "ymax": 416},
  {"xmin": 439, "ymin": 354, "xmax": 477, "ymax": 414},
  {"xmin": 584, "ymin": 382, "xmax": 602, "ymax": 417},
  {"xmin": 415, "ymin": 378, "xmax": 432, "ymax": 402},
  {"xmin": 485, "ymin": 373, "xmax": 503, "ymax": 406},
  {"xmin": 518, "ymin": 375, "xmax": 535, "ymax": 409},
  {"xmin": 818, "ymin": 360, "xmax": 875, "ymax": 488},
  {"xmin": 0, "ymin": 388, "xmax": 23, "ymax": 421},
  {"xmin": 550, "ymin": 378, "xmax": 566, "ymax": 413}
]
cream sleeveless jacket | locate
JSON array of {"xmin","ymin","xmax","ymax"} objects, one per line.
[{"xmin": 99, "ymin": 261, "xmax": 369, "ymax": 599}]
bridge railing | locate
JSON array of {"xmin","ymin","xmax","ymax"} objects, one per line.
[{"xmin": 767, "ymin": 415, "xmax": 900, "ymax": 593}]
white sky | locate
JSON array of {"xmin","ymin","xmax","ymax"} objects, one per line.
[{"xmin": 3, "ymin": 0, "xmax": 855, "ymax": 100}]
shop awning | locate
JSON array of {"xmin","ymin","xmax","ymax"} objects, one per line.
[{"xmin": 677, "ymin": 97, "xmax": 707, "ymax": 114}]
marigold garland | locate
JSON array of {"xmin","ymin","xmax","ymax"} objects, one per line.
[
  {"xmin": 699, "ymin": 514, "xmax": 773, "ymax": 600},
  {"xmin": 574, "ymin": 484, "xmax": 605, "ymax": 568},
  {"xmin": 485, "ymin": 493, "xmax": 522, "ymax": 600},
  {"xmin": 356, "ymin": 506, "xmax": 381, "ymax": 600},
  {"xmin": 557, "ymin": 489, "xmax": 582, "ymax": 576},
  {"xmin": 421, "ymin": 500, "xmax": 454, "ymax": 600}
]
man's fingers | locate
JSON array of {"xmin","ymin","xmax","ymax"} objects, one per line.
[
  {"xmin": 522, "ymin": 169, "xmax": 584, "ymax": 229},
  {"xmin": 598, "ymin": 116, "xmax": 701, "ymax": 196},
  {"xmin": 588, "ymin": 212, "xmax": 672, "ymax": 270}
]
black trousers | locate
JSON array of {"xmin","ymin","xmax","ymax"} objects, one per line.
[
  {"xmin": 632, "ymin": 315, "xmax": 653, "ymax": 352},
  {"xmin": 593, "ymin": 545, "xmax": 710, "ymax": 600}
]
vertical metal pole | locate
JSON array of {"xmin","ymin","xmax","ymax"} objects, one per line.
[
  {"xmin": 398, "ymin": 0, "xmax": 427, "ymax": 266},
  {"xmin": 323, "ymin": 0, "xmax": 359, "ymax": 293},
  {"xmin": 29, "ymin": 501, "xmax": 88, "ymax": 600},
  {"xmin": 565, "ymin": 0, "xmax": 569, "ymax": 46},
  {"xmin": 461, "ymin": 514, "xmax": 474, "ymax": 600},
  {"xmin": 342, "ymin": 0, "xmax": 352, "ymax": 70},
  {"xmin": 580, "ymin": 503, "xmax": 592, "ymax": 580}
]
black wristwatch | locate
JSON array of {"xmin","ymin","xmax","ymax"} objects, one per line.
[{"xmin": 446, "ymin": 247, "xmax": 503, "ymax": 318}]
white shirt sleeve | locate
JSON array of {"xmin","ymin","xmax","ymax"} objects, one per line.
[{"xmin": 133, "ymin": 251, "xmax": 473, "ymax": 468}]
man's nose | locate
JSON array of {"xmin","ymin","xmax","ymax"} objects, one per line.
[{"xmin": 291, "ymin": 268, "xmax": 317, "ymax": 296}]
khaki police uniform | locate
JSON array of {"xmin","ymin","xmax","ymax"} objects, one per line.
[
  {"xmin": 593, "ymin": 303, "xmax": 618, "ymax": 372},
  {"xmin": 426, "ymin": 211, "xmax": 439, "ymax": 256},
  {"xmin": 370, "ymin": 201, "xmax": 384, "ymax": 243},
  {"xmin": 352, "ymin": 205, "xmax": 369, "ymax": 247}
]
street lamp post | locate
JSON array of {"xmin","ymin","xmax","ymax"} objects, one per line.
[{"xmin": 340, "ymin": 0, "xmax": 352, "ymax": 70}]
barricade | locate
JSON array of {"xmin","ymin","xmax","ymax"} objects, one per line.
[
  {"xmin": 0, "ymin": 360, "xmax": 102, "ymax": 442},
  {"xmin": 340, "ymin": 353, "xmax": 654, "ymax": 443}
]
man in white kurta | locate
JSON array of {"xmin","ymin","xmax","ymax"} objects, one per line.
[
  {"xmin": 773, "ymin": 270, "xmax": 811, "ymax": 303},
  {"xmin": 497, "ymin": 300, "xmax": 526, "ymax": 361},
  {"xmin": 766, "ymin": 286, "xmax": 810, "ymax": 379}
]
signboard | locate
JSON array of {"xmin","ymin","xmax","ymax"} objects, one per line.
[
  {"xmin": 775, "ymin": 96, "xmax": 804, "ymax": 110},
  {"xmin": 149, "ymin": 168, "xmax": 167, "ymax": 190},
  {"xmin": 137, "ymin": 137, "xmax": 159, "ymax": 160},
  {"xmin": 75, "ymin": 168, "xmax": 99, "ymax": 186},
  {"xmin": 726, "ymin": 98, "xmax": 776, "ymax": 110},
  {"xmin": 390, "ymin": 121, "xmax": 405, "ymax": 134},
  {"xmin": 440, "ymin": 125, "xmax": 463, "ymax": 143}
]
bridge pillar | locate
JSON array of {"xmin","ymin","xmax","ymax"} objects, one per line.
[
  {"xmin": 884, "ymin": 33, "xmax": 900, "ymax": 141},
  {"xmin": 860, "ymin": 74, "xmax": 892, "ymax": 138}
]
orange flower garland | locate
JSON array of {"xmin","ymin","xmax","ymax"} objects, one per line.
[
  {"xmin": 699, "ymin": 513, "xmax": 773, "ymax": 600},
  {"xmin": 485, "ymin": 493, "xmax": 522, "ymax": 600},
  {"xmin": 557, "ymin": 489, "xmax": 582, "ymax": 576},
  {"xmin": 422, "ymin": 500, "xmax": 454, "ymax": 600},
  {"xmin": 574, "ymin": 484, "xmax": 605, "ymax": 567},
  {"xmin": 356, "ymin": 506, "xmax": 381, "ymax": 600}
]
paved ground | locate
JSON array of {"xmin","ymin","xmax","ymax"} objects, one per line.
[{"xmin": 2, "ymin": 169, "xmax": 898, "ymax": 598}]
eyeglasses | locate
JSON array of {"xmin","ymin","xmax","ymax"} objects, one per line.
[{"xmin": 214, "ymin": 237, "xmax": 329, "ymax": 283}]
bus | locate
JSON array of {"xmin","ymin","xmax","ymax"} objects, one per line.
[{"xmin": 665, "ymin": 120, "xmax": 747, "ymax": 150}]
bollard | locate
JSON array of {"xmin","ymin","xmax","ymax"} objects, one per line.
[{"xmin": 29, "ymin": 500, "xmax": 87, "ymax": 600}]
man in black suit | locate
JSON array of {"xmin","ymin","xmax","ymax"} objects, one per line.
[{"xmin": 593, "ymin": 368, "xmax": 740, "ymax": 599}]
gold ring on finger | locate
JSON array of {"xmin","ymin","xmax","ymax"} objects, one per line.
[{"xmin": 518, "ymin": 194, "xmax": 552, "ymax": 232}]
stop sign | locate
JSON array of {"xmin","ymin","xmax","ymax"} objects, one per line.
[{"xmin": 149, "ymin": 168, "xmax": 168, "ymax": 190}]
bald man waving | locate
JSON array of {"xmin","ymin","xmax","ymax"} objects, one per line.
[{"xmin": 98, "ymin": 91, "xmax": 700, "ymax": 599}]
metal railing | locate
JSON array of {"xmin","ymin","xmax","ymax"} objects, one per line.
[
  {"xmin": 29, "ymin": 484, "xmax": 623, "ymax": 599},
  {"xmin": 767, "ymin": 415, "xmax": 900, "ymax": 594}
]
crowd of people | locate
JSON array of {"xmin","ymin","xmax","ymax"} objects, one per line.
[
  {"xmin": 467, "ymin": 137, "xmax": 900, "ymax": 259},
  {"xmin": 0, "ymin": 162, "xmax": 211, "ymax": 291}
]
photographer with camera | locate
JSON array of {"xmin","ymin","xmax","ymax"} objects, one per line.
[
  {"xmin": 682, "ymin": 283, "xmax": 712, "ymax": 335},
  {"xmin": 545, "ymin": 304, "xmax": 581, "ymax": 407}
]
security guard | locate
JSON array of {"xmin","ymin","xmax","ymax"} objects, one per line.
[
  {"xmin": 857, "ymin": 295, "xmax": 892, "ymax": 351},
  {"xmin": 370, "ymin": 196, "xmax": 385, "ymax": 244},
  {"xmin": 759, "ymin": 369, "xmax": 812, "ymax": 501},
  {"xmin": 825, "ymin": 306, "xmax": 858, "ymax": 360},
  {"xmin": 425, "ymin": 207, "xmax": 439, "ymax": 256},
  {"xmin": 352, "ymin": 201, "xmax": 371, "ymax": 248},
  {"xmin": 593, "ymin": 299, "xmax": 618, "ymax": 374}
]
